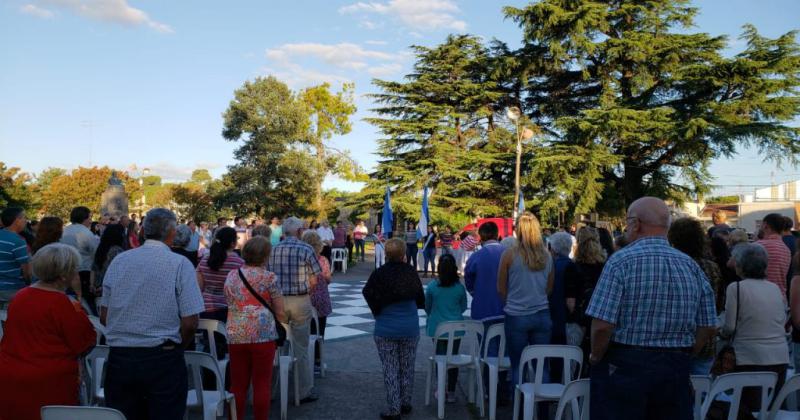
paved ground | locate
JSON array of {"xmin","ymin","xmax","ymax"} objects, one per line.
[{"xmin": 260, "ymin": 251, "xmax": 512, "ymax": 420}]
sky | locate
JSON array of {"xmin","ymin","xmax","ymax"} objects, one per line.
[{"xmin": 1, "ymin": 0, "xmax": 799, "ymax": 197}]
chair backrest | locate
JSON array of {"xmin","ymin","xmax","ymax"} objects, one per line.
[
  {"xmin": 554, "ymin": 379, "xmax": 590, "ymax": 420},
  {"xmin": 700, "ymin": 372, "xmax": 778, "ymax": 420},
  {"xmin": 87, "ymin": 315, "xmax": 106, "ymax": 345},
  {"xmin": 768, "ymin": 374, "xmax": 800, "ymax": 420},
  {"xmin": 185, "ymin": 351, "xmax": 226, "ymax": 410},
  {"xmin": 691, "ymin": 375, "xmax": 712, "ymax": 420},
  {"xmin": 85, "ymin": 345, "xmax": 110, "ymax": 398},
  {"xmin": 433, "ymin": 320, "xmax": 484, "ymax": 358},
  {"xmin": 197, "ymin": 318, "xmax": 228, "ymax": 360},
  {"xmin": 42, "ymin": 406, "xmax": 126, "ymax": 420},
  {"xmin": 518, "ymin": 345, "xmax": 583, "ymax": 389},
  {"xmin": 482, "ymin": 322, "xmax": 506, "ymax": 360}
]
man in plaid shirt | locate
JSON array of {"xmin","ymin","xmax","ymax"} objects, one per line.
[
  {"xmin": 586, "ymin": 197, "xmax": 717, "ymax": 420},
  {"xmin": 269, "ymin": 216, "xmax": 322, "ymax": 403}
]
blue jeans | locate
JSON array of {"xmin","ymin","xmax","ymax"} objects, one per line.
[
  {"xmin": 590, "ymin": 347, "xmax": 692, "ymax": 420},
  {"xmin": 505, "ymin": 310, "xmax": 552, "ymax": 385},
  {"xmin": 355, "ymin": 239, "xmax": 365, "ymax": 261},
  {"xmin": 406, "ymin": 244, "xmax": 418, "ymax": 269},
  {"xmin": 422, "ymin": 248, "xmax": 436, "ymax": 274}
]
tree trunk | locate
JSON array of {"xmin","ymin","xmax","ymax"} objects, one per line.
[
  {"xmin": 623, "ymin": 161, "xmax": 646, "ymax": 209},
  {"xmin": 315, "ymin": 140, "xmax": 326, "ymax": 219}
]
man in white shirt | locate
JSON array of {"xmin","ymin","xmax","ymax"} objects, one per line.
[
  {"xmin": 316, "ymin": 220, "xmax": 334, "ymax": 264},
  {"xmin": 61, "ymin": 206, "xmax": 99, "ymax": 313}
]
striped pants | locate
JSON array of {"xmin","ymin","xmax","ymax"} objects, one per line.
[{"xmin": 374, "ymin": 336, "xmax": 419, "ymax": 415}]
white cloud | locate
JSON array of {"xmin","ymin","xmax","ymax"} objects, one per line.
[
  {"xmin": 144, "ymin": 162, "xmax": 221, "ymax": 182},
  {"xmin": 365, "ymin": 40, "xmax": 388, "ymax": 46},
  {"xmin": 20, "ymin": 4, "xmax": 55, "ymax": 19},
  {"xmin": 25, "ymin": 0, "xmax": 173, "ymax": 33},
  {"xmin": 339, "ymin": 0, "xmax": 467, "ymax": 32},
  {"xmin": 367, "ymin": 63, "xmax": 403, "ymax": 78},
  {"xmin": 266, "ymin": 42, "xmax": 399, "ymax": 71}
]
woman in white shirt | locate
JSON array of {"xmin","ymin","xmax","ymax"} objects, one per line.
[{"xmin": 723, "ymin": 242, "xmax": 789, "ymax": 412}]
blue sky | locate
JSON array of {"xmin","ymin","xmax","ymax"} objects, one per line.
[{"xmin": 1, "ymin": 0, "xmax": 798, "ymax": 197}]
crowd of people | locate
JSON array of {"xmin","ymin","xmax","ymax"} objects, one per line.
[{"xmin": 1, "ymin": 196, "xmax": 799, "ymax": 419}]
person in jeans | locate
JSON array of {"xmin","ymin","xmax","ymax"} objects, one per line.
[
  {"xmin": 0, "ymin": 207, "xmax": 32, "ymax": 307},
  {"xmin": 363, "ymin": 238, "xmax": 425, "ymax": 420},
  {"xmin": 425, "ymin": 254, "xmax": 467, "ymax": 403},
  {"xmin": 269, "ymin": 216, "xmax": 322, "ymax": 403},
  {"xmin": 225, "ymin": 236, "xmax": 286, "ymax": 420},
  {"xmin": 100, "ymin": 208, "xmax": 205, "ymax": 420},
  {"xmin": 421, "ymin": 225, "xmax": 438, "ymax": 277},
  {"xmin": 354, "ymin": 220, "xmax": 368, "ymax": 262},
  {"xmin": 404, "ymin": 222, "xmax": 419, "ymax": 270},
  {"xmin": 586, "ymin": 197, "xmax": 717, "ymax": 420},
  {"xmin": 724, "ymin": 243, "xmax": 789, "ymax": 413},
  {"xmin": 60, "ymin": 206, "xmax": 99, "ymax": 313},
  {"xmin": 497, "ymin": 212, "xmax": 554, "ymax": 386}
]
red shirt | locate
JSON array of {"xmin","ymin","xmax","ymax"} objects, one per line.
[
  {"xmin": 757, "ymin": 235, "xmax": 791, "ymax": 299},
  {"xmin": 0, "ymin": 287, "xmax": 96, "ymax": 419}
]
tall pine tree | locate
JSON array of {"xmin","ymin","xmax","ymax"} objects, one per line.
[
  {"xmin": 360, "ymin": 35, "xmax": 515, "ymax": 225},
  {"xmin": 504, "ymin": 0, "xmax": 800, "ymax": 216}
]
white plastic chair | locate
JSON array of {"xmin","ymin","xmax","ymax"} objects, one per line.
[
  {"xmin": 768, "ymin": 374, "xmax": 800, "ymax": 420},
  {"xmin": 85, "ymin": 345, "xmax": 110, "ymax": 406},
  {"xmin": 197, "ymin": 319, "xmax": 230, "ymax": 383},
  {"xmin": 512, "ymin": 345, "xmax": 583, "ymax": 420},
  {"xmin": 425, "ymin": 320, "xmax": 485, "ymax": 419},
  {"xmin": 87, "ymin": 315, "xmax": 106, "ymax": 345},
  {"xmin": 700, "ymin": 372, "xmax": 778, "ymax": 420},
  {"xmin": 309, "ymin": 307, "xmax": 326, "ymax": 378},
  {"xmin": 277, "ymin": 323, "xmax": 301, "ymax": 420},
  {"xmin": 331, "ymin": 248, "xmax": 348, "ymax": 273},
  {"xmin": 691, "ymin": 375, "xmax": 712, "ymax": 420},
  {"xmin": 185, "ymin": 351, "xmax": 238, "ymax": 420},
  {"xmin": 42, "ymin": 405, "xmax": 126, "ymax": 420},
  {"xmin": 480, "ymin": 322, "xmax": 510, "ymax": 420},
  {"xmin": 553, "ymin": 379, "xmax": 590, "ymax": 420}
]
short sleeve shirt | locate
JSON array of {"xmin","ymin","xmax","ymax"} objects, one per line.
[
  {"xmin": 0, "ymin": 229, "xmax": 29, "ymax": 290},
  {"xmin": 224, "ymin": 266, "xmax": 283, "ymax": 344},
  {"xmin": 586, "ymin": 236, "xmax": 717, "ymax": 348},
  {"xmin": 100, "ymin": 240, "xmax": 205, "ymax": 347},
  {"xmin": 269, "ymin": 237, "xmax": 322, "ymax": 295},
  {"xmin": 197, "ymin": 253, "xmax": 244, "ymax": 312}
]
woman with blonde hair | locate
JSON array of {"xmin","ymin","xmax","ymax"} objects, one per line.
[
  {"xmin": 498, "ymin": 211, "xmax": 554, "ymax": 386},
  {"xmin": 302, "ymin": 229, "xmax": 332, "ymax": 374},
  {"xmin": 564, "ymin": 226, "xmax": 607, "ymax": 374}
]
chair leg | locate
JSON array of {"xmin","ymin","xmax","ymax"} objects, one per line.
[
  {"xmin": 293, "ymin": 359, "xmax": 300, "ymax": 407},
  {"xmin": 475, "ymin": 362, "xmax": 485, "ymax": 417},
  {"xmin": 319, "ymin": 341, "xmax": 326, "ymax": 378},
  {"xmin": 280, "ymin": 358, "xmax": 289, "ymax": 420},
  {"xmin": 437, "ymin": 361, "xmax": 447, "ymax": 419},
  {"xmin": 228, "ymin": 395, "xmax": 238, "ymax": 420},
  {"xmin": 522, "ymin": 394, "xmax": 534, "ymax": 420},
  {"xmin": 489, "ymin": 366, "xmax": 498, "ymax": 420},
  {"xmin": 425, "ymin": 359, "xmax": 433, "ymax": 406},
  {"xmin": 513, "ymin": 387, "xmax": 520, "ymax": 420},
  {"xmin": 468, "ymin": 368, "xmax": 475, "ymax": 403}
]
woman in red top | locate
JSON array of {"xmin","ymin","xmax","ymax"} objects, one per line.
[{"xmin": 0, "ymin": 243, "xmax": 96, "ymax": 420}]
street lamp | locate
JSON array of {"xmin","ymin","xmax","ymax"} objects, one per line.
[{"xmin": 506, "ymin": 107, "xmax": 533, "ymax": 221}]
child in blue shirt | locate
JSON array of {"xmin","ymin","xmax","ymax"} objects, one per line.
[{"xmin": 425, "ymin": 254, "xmax": 467, "ymax": 402}]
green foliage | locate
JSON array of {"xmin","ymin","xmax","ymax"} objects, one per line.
[
  {"xmin": 0, "ymin": 163, "xmax": 38, "ymax": 212},
  {"xmin": 40, "ymin": 167, "xmax": 141, "ymax": 219},
  {"xmin": 707, "ymin": 195, "xmax": 740, "ymax": 204},
  {"xmin": 361, "ymin": 34, "xmax": 515, "ymax": 227},
  {"xmin": 501, "ymin": 0, "xmax": 800, "ymax": 216}
]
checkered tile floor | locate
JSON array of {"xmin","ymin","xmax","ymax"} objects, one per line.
[{"xmin": 324, "ymin": 279, "xmax": 473, "ymax": 341}]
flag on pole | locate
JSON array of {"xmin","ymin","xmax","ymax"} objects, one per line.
[
  {"xmin": 417, "ymin": 186, "xmax": 430, "ymax": 238},
  {"xmin": 382, "ymin": 187, "xmax": 393, "ymax": 238},
  {"xmin": 518, "ymin": 189, "xmax": 526, "ymax": 216}
]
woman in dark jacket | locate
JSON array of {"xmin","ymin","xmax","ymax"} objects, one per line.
[{"xmin": 363, "ymin": 238, "xmax": 425, "ymax": 420}]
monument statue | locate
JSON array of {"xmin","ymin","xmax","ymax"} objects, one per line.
[{"xmin": 100, "ymin": 171, "xmax": 129, "ymax": 218}]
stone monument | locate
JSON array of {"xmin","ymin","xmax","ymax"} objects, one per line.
[{"xmin": 100, "ymin": 171, "xmax": 129, "ymax": 218}]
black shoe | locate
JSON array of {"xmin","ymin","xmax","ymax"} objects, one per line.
[
  {"xmin": 400, "ymin": 405, "xmax": 412, "ymax": 415},
  {"xmin": 380, "ymin": 413, "xmax": 401, "ymax": 420},
  {"xmin": 300, "ymin": 392, "xmax": 319, "ymax": 404}
]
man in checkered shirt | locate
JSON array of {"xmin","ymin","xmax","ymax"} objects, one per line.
[
  {"xmin": 586, "ymin": 197, "xmax": 717, "ymax": 420},
  {"xmin": 269, "ymin": 216, "xmax": 322, "ymax": 403}
]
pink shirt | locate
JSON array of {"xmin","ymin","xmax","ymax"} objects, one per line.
[
  {"xmin": 198, "ymin": 253, "xmax": 245, "ymax": 312},
  {"xmin": 757, "ymin": 235, "xmax": 791, "ymax": 299}
]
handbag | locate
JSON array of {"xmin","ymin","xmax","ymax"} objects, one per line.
[
  {"xmin": 712, "ymin": 281, "xmax": 740, "ymax": 376},
  {"xmin": 237, "ymin": 269, "xmax": 286, "ymax": 347}
]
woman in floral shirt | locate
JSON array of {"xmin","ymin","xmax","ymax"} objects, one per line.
[
  {"xmin": 302, "ymin": 230, "xmax": 332, "ymax": 373},
  {"xmin": 224, "ymin": 236, "xmax": 286, "ymax": 420}
]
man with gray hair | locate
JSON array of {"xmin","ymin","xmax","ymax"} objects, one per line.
[
  {"xmin": 100, "ymin": 208, "xmax": 205, "ymax": 420},
  {"xmin": 586, "ymin": 197, "xmax": 717, "ymax": 420},
  {"xmin": 269, "ymin": 216, "xmax": 323, "ymax": 403}
]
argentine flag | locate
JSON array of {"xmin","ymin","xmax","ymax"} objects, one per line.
[
  {"xmin": 417, "ymin": 186, "xmax": 430, "ymax": 237},
  {"xmin": 382, "ymin": 187, "xmax": 393, "ymax": 238}
]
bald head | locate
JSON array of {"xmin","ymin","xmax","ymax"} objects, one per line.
[{"xmin": 626, "ymin": 197, "xmax": 670, "ymax": 241}]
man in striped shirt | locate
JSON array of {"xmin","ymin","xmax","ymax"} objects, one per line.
[
  {"xmin": 0, "ymin": 208, "xmax": 31, "ymax": 307},
  {"xmin": 757, "ymin": 213, "xmax": 792, "ymax": 299}
]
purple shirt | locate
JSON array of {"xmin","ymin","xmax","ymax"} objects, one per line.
[{"xmin": 333, "ymin": 228, "xmax": 347, "ymax": 247}]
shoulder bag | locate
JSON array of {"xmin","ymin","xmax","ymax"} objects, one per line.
[{"xmin": 237, "ymin": 269, "xmax": 286, "ymax": 347}]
